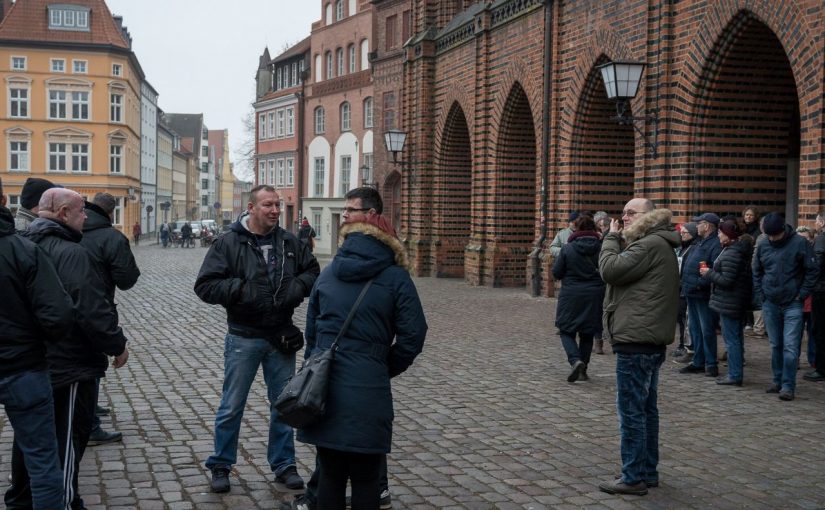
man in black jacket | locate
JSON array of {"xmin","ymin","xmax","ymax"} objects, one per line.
[
  {"xmin": 81, "ymin": 192, "xmax": 141, "ymax": 446},
  {"xmin": 0, "ymin": 179, "xmax": 74, "ymax": 509},
  {"xmin": 6, "ymin": 188, "xmax": 129, "ymax": 510},
  {"xmin": 195, "ymin": 185, "xmax": 319, "ymax": 494}
]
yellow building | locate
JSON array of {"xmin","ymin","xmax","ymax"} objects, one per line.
[{"xmin": 0, "ymin": 0, "xmax": 143, "ymax": 232}]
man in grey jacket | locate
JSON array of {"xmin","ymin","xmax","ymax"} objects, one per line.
[{"xmin": 598, "ymin": 198, "xmax": 679, "ymax": 496}]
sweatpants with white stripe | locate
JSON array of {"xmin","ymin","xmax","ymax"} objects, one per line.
[{"xmin": 6, "ymin": 379, "xmax": 96, "ymax": 510}]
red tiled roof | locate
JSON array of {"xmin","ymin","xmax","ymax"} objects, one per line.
[{"xmin": 0, "ymin": 0, "xmax": 130, "ymax": 49}]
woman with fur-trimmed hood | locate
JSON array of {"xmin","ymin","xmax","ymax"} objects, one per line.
[{"xmin": 297, "ymin": 189, "xmax": 427, "ymax": 508}]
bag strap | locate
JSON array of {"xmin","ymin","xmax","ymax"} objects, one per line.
[{"xmin": 330, "ymin": 279, "xmax": 374, "ymax": 351}]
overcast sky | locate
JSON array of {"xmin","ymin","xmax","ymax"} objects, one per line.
[{"xmin": 106, "ymin": 0, "xmax": 319, "ymax": 180}]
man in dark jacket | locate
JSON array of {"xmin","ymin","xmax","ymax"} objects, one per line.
[
  {"xmin": 14, "ymin": 177, "xmax": 58, "ymax": 231},
  {"xmin": 297, "ymin": 217, "xmax": 316, "ymax": 253},
  {"xmin": 81, "ymin": 192, "xmax": 141, "ymax": 446},
  {"xmin": 598, "ymin": 198, "xmax": 679, "ymax": 497},
  {"xmin": 754, "ymin": 212, "xmax": 819, "ymax": 401},
  {"xmin": 679, "ymin": 213, "xmax": 723, "ymax": 377},
  {"xmin": 0, "ymin": 179, "xmax": 74, "ymax": 509},
  {"xmin": 6, "ymin": 188, "xmax": 129, "ymax": 510},
  {"xmin": 804, "ymin": 210, "xmax": 825, "ymax": 382},
  {"xmin": 195, "ymin": 185, "xmax": 319, "ymax": 494}
]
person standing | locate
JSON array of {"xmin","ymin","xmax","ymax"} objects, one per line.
[
  {"xmin": 181, "ymin": 221, "xmax": 192, "ymax": 248},
  {"xmin": 160, "ymin": 221, "xmax": 170, "ymax": 248},
  {"xmin": 673, "ymin": 222, "xmax": 698, "ymax": 360},
  {"xmin": 549, "ymin": 211, "xmax": 579, "ymax": 258},
  {"xmin": 7, "ymin": 188, "xmax": 129, "ymax": 510},
  {"xmin": 678, "ymin": 213, "xmax": 722, "ymax": 377},
  {"xmin": 753, "ymin": 212, "xmax": 819, "ymax": 401},
  {"xmin": 805, "ymin": 210, "xmax": 825, "ymax": 383},
  {"xmin": 0, "ymin": 179, "xmax": 73, "ymax": 510},
  {"xmin": 297, "ymin": 217, "xmax": 317, "ymax": 253},
  {"xmin": 14, "ymin": 177, "xmax": 58, "ymax": 232},
  {"xmin": 132, "ymin": 221, "xmax": 141, "ymax": 246},
  {"xmin": 297, "ymin": 187, "xmax": 427, "ymax": 509},
  {"xmin": 597, "ymin": 198, "xmax": 679, "ymax": 496},
  {"xmin": 195, "ymin": 185, "xmax": 319, "ymax": 494},
  {"xmin": 552, "ymin": 215, "xmax": 604, "ymax": 382},
  {"xmin": 80, "ymin": 193, "xmax": 141, "ymax": 446}
]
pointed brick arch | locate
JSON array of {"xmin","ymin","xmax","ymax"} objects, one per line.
[{"xmin": 490, "ymin": 58, "xmax": 542, "ymax": 145}]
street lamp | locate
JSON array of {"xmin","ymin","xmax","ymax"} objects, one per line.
[
  {"xmin": 597, "ymin": 60, "xmax": 659, "ymax": 157},
  {"xmin": 384, "ymin": 129, "xmax": 407, "ymax": 164}
]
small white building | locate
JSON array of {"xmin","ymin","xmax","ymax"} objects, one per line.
[{"xmin": 139, "ymin": 81, "xmax": 158, "ymax": 234}]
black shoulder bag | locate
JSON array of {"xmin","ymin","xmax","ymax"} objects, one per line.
[{"xmin": 274, "ymin": 279, "xmax": 373, "ymax": 429}]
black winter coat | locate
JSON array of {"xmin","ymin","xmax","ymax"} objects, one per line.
[
  {"xmin": 705, "ymin": 240, "xmax": 753, "ymax": 318},
  {"xmin": 24, "ymin": 218, "xmax": 127, "ymax": 387},
  {"xmin": 297, "ymin": 222, "xmax": 427, "ymax": 454},
  {"xmin": 814, "ymin": 232, "xmax": 825, "ymax": 294},
  {"xmin": 81, "ymin": 203, "xmax": 140, "ymax": 305},
  {"xmin": 552, "ymin": 233, "xmax": 605, "ymax": 335},
  {"xmin": 753, "ymin": 224, "xmax": 819, "ymax": 306},
  {"xmin": 0, "ymin": 207, "xmax": 74, "ymax": 379},
  {"xmin": 194, "ymin": 217, "xmax": 320, "ymax": 335},
  {"xmin": 681, "ymin": 234, "xmax": 722, "ymax": 299}
]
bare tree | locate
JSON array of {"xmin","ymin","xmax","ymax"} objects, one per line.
[{"xmin": 232, "ymin": 106, "xmax": 256, "ymax": 182}]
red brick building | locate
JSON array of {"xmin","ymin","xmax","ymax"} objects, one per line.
[{"xmin": 371, "ymin": 0, "xmax": 824, "ymax": 295}]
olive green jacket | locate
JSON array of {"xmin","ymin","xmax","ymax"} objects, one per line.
[{"xmin": 599, "ymin": 209, "xmax": 680, "ymax": 346}]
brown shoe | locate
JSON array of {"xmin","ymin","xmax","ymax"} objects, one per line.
[
  {"xmin": 594, "ymin": 339, "xmax": 604, "ymax": 355},
  {"xmin": 599, "ymin": 479, "xmax": 648, "ymax": 496}
]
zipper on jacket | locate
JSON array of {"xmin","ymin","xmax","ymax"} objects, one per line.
[{"xmin": 274, "ymin": 238, "xmax": 286, "ymax": 300}]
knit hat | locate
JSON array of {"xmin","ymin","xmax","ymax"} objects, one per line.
[
  {"xmin": 682, "ymin": 222, "xmax": 699, "ymax": 238},
  {"xmin": 719, "ymin": 220, "xmax": 740, "ymax": 240},
  {"xmin": 20, "ymin": 178, "xmax": 57, "ymax": 209},
  {"xmin": 568, "ymin": 211, "xmax": 580, "ymax": 223},
  {"xmin": 762, "ymin": 212, "xmax": 785, "ymax": 236}
]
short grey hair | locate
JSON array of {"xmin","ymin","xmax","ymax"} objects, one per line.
[{"xmin": 92, "ymin": 192, "xmax": 117, "ymax": 214}]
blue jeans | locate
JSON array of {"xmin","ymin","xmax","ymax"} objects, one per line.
[
  {"xmin": 686, "ymin": 297, "xmax": 717, "ymax": 369},
  {"xmin": 720, "ymin": 315, "xmax": 744, "ymax": 381},
  {"xmin": 616, "ymin": 352, "xmax": 664, "ymax": 485},
  {"xmin": 205, "ymin": 334, "xmax": 296, "ymax": 475},
  {"xmin": 559, "ymin": 330, "xmax": 593, "ymax": 366},
  {"xmin": 762, "ymin": 300, "xmax": 804, "ymax": 393},
  {"xmin": 0, "ymin": 369, "xmax": 64, "ymax": 510}
]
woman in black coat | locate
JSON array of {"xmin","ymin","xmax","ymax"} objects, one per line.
[
  {"xmin": 552, "ymin": 215, "xmax": 605, "ymax": 382},
  {"xmin": 298, "ymin": 213, "xmax": 427, "ymax": 509}
]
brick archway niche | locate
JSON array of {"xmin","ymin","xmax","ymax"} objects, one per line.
[
  {"xmin": 431, "ymin": 102, "xmax": 472, "ymax": 279},
  {"xmin": 483, "ymin": 82, "xmax": 537, "ymax": 287},
  {"xmin": 567, "ymin": 56, "xmax": 635, "ymax": 218},
  {"xmin": 382, "ymin": 170, "xmax": 402, "ymax": 234},
  {"xmin": 690, "ymin": 11, "xmax": 800, "ymax": 223}
]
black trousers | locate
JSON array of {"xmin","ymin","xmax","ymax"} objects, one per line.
[
  {"xmin": 316, "ymin": 447, "xmax": 382, "ymax": 510},
  {"xmin": 812, "ymin": 292, "xmax": 825, "ymax": 375},
  {"xmin": 5, "ymin": 379, "xmax": 96, "ymax": 510}
]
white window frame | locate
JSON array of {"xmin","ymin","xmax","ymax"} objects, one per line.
[
  {"xmin": 336, "ymin": 0, "xmax": 344, "ymax": 20},
  {"xmin": 339, "ymin": 155, "xmax": 352, "ymax": 196},
  {"xmin": 113, "ymin": 197, "xmax": 123, "ymax": 226},
  {"xmin": 9, "ymin": 140, "xmax": 29, "ymax": 172},
  {"xmin": 71, "ymin": 91, "xmax": 89, "ymax": 120},
  {"xmin": 11, "ymin": 56, "xmax": 26, "ymax": 71},
  {"xmin": 361, "ymin": 39, "xmax": 370, "ymax": 71},
  {"xmin": 326, "ymin": 52, "xmax": 333, "ymax": 79},
  {"xmin": 267, "ymin": 111, "xmax": 275, "ymax": 138},
  {"xmin": 268, "ymin": 159, "xmax": 276, "ymax": 185},
  {"xmin": 364, "ymin": 97, "xmax": 373, "ymax": 128},
  {"xmin": 259, "ymin": 114, "xmax": 266, "ymax": 140},
  {"xmin": 48, "ymin": 142, "xmax": 67, "ymax": 172},
  {"xmin": 315, "ymin": 54, "xmax": 322, "ymax": 82},
  {"xmin": 112, "ymin": 63, "xmax": 122, "ymax": 77},
  {"xmin": 51, "ymin": 58, "xmax": 66, "ymax": 73},
  {"xmin": 325, "ymin": 3, "xmax": 333, "ymax": 25},
  {"xmin": 287, "ymin": 157, "xmax": 295, "ymax": 186},
  {"xmin": 71, "ymin": 142, "xmax": 89, "ymax": 172},
  {"xmin": 277, "ymin": 159, "xmax": 285, "ymax": 187},
  {"xmin": 49, "ymin": 90, "xmax": 68, "ymax": 119},
  {"xmin": 286, "ymin": 107, "xmax": 295, "ymax": 136},
  {"xmin": 72, "ymin": 60, "xmax": 87, "ymax": 74},
  {"xmin": 336, "ymin": 48, "xmax": 344, "ymax": 76},
  {"xmin": 349, "ymin": 45, "xmax": 356, "ymax": 73},
  {"xmin": 315, "ymin": 107, "xmax": 325, "ymax": 134},
  {"xmin": 277, "ymin": 110, "xmax": 285, "ymax": 138},
  {"xmin": 341, "ymin": 102, "xmax": 351, "ymax": 131},
  {"xmin": 362, "ymin": 153, "xmax": 373, "ymax": 183},
  {"xmin": 110, "ymin": 93, "xmax": 123, "ymax": 122},
  {"xmin": 258, "ymin": 160, "xmax": 266, "ymax": 185},
  {"xmin": 109, "ymin": 144, "xmax": 123, "ymax": 173},
  {"xmin": 314, "ymin": 158, "xmax": 325, "ymax": 197},
  {"xmin": 9, "ymin": 86, "xmax": 29, "ymax": 119}
]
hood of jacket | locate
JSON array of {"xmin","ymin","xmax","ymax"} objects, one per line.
[
  {"xmin": 0, "ymin": 206, "xmax": 14, "ymax": 237},
  {"xmin": 82, "ymin": 203, "xmax": 112, "ymax": 232},
  {"xmin": 767, "ymin": 224, "xmax": 796, "ymax": 248},
  {"xmin": 623, "ymin": 208, "xmax": 679, "ymax": 248},
  {"xmin": 25, "ymin": 217, "xmax": 82, "ymax": 243},
  {"xmin": 569, "ymin": 234, "xmax": 601, "ymax": 256},
  {"xmin": 331, "ymin": 222, "xmax": 408, "ymax": 282},
  {"xmin": 229, "ymin": 213, "xmax": 278, "ymax": 241}
]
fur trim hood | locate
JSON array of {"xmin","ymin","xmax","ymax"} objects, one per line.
[
  {"xmin": 339, "ymin": 221, "xmax": 408, "ymax": 269},
  {"xmin": 623, "ymin": 208, "xmax": 675, "ymax": 244}
]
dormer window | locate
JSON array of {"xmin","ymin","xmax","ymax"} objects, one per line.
[{"xmin": 49, "ymin": 4, "xmax": 91, "ymax": 32}]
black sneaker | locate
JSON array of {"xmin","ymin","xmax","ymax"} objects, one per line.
[
  {"xmin": 95, "ymin": 404, "xmax": 110, "ymax": 416},
  {"xmin": 803, "ymin": 370, "xmax": 825, "ymax": 382},
  {"xmin": 87, "ymin": 428, "xmax": 123, "ymax": 446},
  {"xmin": 679, "ymin": 364, "xmax": 704, "ymax": 374},
  {"xmin": 705, "ymin": 366, "xmax": 719, "ymax": 377},
  {"xmin": 598, "ymin": 479, "xmax": 648, "ymax": 496},
  {"xmin": 778, "ymin": 390, "xmax": 795, "ymax": 401},
  {"xmin": 210, "ymin": 467, "xmax": 230, "ymax": 493},
  {"xmin": 275, "ymin": 466, "xmax": 305, "ymax": 491},
  {"xmin": 568, "ymin": 360, "xmax": 585, "ymax": 383}
]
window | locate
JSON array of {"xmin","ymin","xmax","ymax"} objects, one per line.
[
  {"xmin": 277, "ymin": 110, "xmax": 285, "ymax": 137},
  {"xmin": 349, "ymin": 0, "xmax": 357, "ymax": 16},
  {"xmin": 259, "ymin": 114, "xmax": 266, "ymax": 139},
  {"xmin": 340, "ymin": 102, "xmax": 351, "ymax": 131},
  {"xmin": 277, "ymin": 159, "xmax": 285, "ymax": 186},
  {"xmin": 202, "ymin": 128, "xmax": 208, "ymax": 139},
  {"xmin": 287, "ymin": 158, "xmax": 295, "ymax": 186},
  {"xmin": 71, "ymin": 143, "xmax": 89, "ymax": 172},
  {"xmin": 325, "ymin": 3, "xmax": 333, "ymax": 25},
  {"xmin": 315, "ymin": 107, "xmax": 325, "ymax": 134},
  {"xmin": 9, "ymin": 141, "xmax": 29, "ymax": 171},
  {"xmin": 336, "ymin": 48, "xmax": 344, "ymax": 76},
  {"xmin": 348, "ymin": 45, "xmax": 356, "ymax": 73},
  {"xmin": 112, "ymin": 63, "xmax": 122, "ymax": 77},
  {"xmin": 326, "ymin": 51, "xmax": 333, "ymax": 79},
  {"xmin": 268, "ymin": 111, "xmax": 275, "ymax": 138},
  {"xmin": 277, "ymin": 67, "xmax": 282, "ymax": 90},
  {"xmin": 109, "ymin": 145, "xmax": 122, "ymax": 173},
  {"xmin": 362, "ymin": 153, "xmax": 373, "ymax": 184},
  {"xmin": 336, "ymin": 0, "xmax": 344, "ymax": 21},
  {"xmin": 386, "ymin": 16, "xmax": 397, "ymax": 51},
  {"xmin": 202, "ymin": 145, "xmax": 208, "ymax": 158},
  {"xmin": 51, "ymin": 59, "xmax": 65, "ymax": 73},
  {"xmin": 9, "ymin": 88, "xmax": 28, "ymax": 118},
  {"xmin": 72, "ymin": 60, "xmax": 87, "ymax": 74},
  {"xmin": 364, "ymin": 97, "xmax": 373, "ymax": 128},
  {"xmin": 201, "ymin": 162, "xmax": 208, "ymax": 173},
  {"xmin": 383, "ymin": 92, "xmax": 396, "ymax": 130},
  {"xmin": 292, "ymin": 62, "xmax": 298, "ymax": 86},
  {"xmin": 286, "ymin": 108, "xmax": 295, "ymax": 136},
  {"xmin": 339, "ymin": 156, "xmax": 351, "ymax": 196},
  {"xmin": 402, "ymin": 10, "xmax": 411, "ymax": 43},
  {"xmin": 361, "ymin": 39, "xmax": 370, "ymax": 71},
  {"xmin": 202, "ymin": 179, "xmax": 209, "ymax": 190},
  {"xmin": 49, "ymin": 6, "xmax": 90, "ymax": 31},
  {"xmin": 49, "ymin": 143, "xmax": 67, "ymax": 172},
  {"xmin": 313, "ymin": 212, "xmax": 322, "ymax": 239},
  {"xmin": 268, "ymin": 160, "xmax": 276, "ymax": 185},
  {"xmin": 314, "ymin": 158, "xmax": 325, "ymax": 197},
  {"xmin": 258, "ymin": 161, "xmax": 265, "ymax": 185},
  {"xmin": 7, "ymin": 195, "xmax": 20, "ymax": 216},
  {"xmin": 11, "ymin": 56, "xmax": 26, "ymax": 71},
  {"xmin": 71, "ymin": 91, "xmax": 89, "ymax": 120},
  {"xmin": 202, "ymin": 196, "xmax": 209, "ymax": 206},
  {"xmin": 110, "ymin": 93, "xmax": 123, "ymax": 122},
  {"xmin": 49, "ymin": 90, "xmax": 67, "ymax": 119},
  {"xmin": 315, "ymin": 54, "xmax": 322, "ymax": 82}
]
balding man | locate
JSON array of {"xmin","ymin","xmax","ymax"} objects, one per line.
[
  {"xmin": 597, "ymin": 198, "xmax": 679, "ymax": 496},
  {"xmin": 6, "ymin": 188, "xmax": 129, "ymax": 510}
]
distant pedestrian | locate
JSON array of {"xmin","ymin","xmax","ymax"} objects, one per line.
[
  {"xmin": 181, "ymin": 221, "xmax": 192, "ymax": 247},
  {"xmin": 132, "ymin": 221, "xmax": 141, "ymax": 246},
  {"xmin": 160, "ymin": 222, "xmax": 170, "ymax": 248},
  {"xmin": 549, "ymin": 211, "xmax": 579, "ymax": 258},
  {"xmin": 552, "ymin": 214, "xmax": 604, "ymax": 382},
  {"xmin": 598, "ymin": 198, "xmax": 679, "ymax": 496},
  {"xmin": 673, "ymin": 222, "xmax": 698, "ymax": 360},
  {"xmin": 804, "ymin": 210, "xmax": 825, "ymax": 383},
  {"xmin": 297, "ymin": 217, "xmax": 317, "ymax": 253},
  {"xmin": 14, "ymin": 177, "xmax": 58, "ymax": 232}
]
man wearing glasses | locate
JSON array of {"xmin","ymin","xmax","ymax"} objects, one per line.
[{"xmin": 598, "ymin": 198, "xmax": 679, "ymax": 496}]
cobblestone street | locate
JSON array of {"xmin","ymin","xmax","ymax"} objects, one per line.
[{"xmin": 2, "ymin": 243, "xmax": 825, "ymax": 509}]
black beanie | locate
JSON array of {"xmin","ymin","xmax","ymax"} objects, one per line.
[
  {"xmin": 20, "ymin": 178, "xmax": 57, "ymax": 210},
  {"xmin": 762, "ymin": 212, "xmax": 785, "ymax": 236}
]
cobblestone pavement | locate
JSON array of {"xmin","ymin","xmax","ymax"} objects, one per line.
[{"xmin": 2, "ymin": 243, "xmax": 825, "ymax": 509}]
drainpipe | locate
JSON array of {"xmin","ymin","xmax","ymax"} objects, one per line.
[
  {"xmin": 296, "ymin": 76, "xmax": 306, "ymax": 230},
  {"xmin": 531, "ymin": 0, "xmax": 553, "ymax": 297}
]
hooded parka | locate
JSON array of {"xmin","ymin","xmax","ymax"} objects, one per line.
[
  {"xmin": 704, "ymin": 239, "xmax": 753, "ymax": 318},
  {"xmin": 297, "ymin": 222, "xmax": 428, "ymax": 454},
  {"xmin": 552, "ymin": 232, "xmax": 605, "ymax": 334},
  {"xmin": 80, "ymin": 203, "xmax": 140, "ymax": 304}
]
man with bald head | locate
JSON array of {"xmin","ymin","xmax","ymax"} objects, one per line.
[
  {"xmin": 597, "ymin": 197, "xmax": 679, "ymax": 496},
  {"xmin": 6, "ymin": 188, "xmax": 129, "ymax": 510}
]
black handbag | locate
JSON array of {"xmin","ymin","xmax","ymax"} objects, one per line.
[{"xmin": 274, "ymin": 279, "xmax": 373, "ymax": 428}]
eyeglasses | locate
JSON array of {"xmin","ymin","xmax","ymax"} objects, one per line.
[
  {"xmin": 343, "ymin": 207, "xmax": 370, "ymax": 214},
  {"xmin": 622, "ymin": 210, "xmax": 640, "ymax": 217}
]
